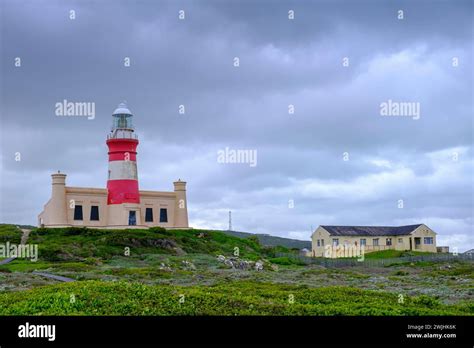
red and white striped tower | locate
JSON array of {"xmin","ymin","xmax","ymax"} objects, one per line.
[{"xmin": 106, "ymin": 102, "xmax": 140, "ymax": 207}]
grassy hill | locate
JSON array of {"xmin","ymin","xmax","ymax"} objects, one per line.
[
  {"xmin": 25, "ymin": 226, "xmax": 287, "ymax": 262},
  {"xmin": 0, "ymin": 223, "xmax": 35, "ymax": 230},
  {"xmin": 0, "ymin": 224, "xmax": 473, "ymax": 315},
  {"xmin": 0, "ymin": 224, "xmax": 22, "ymax": 244},
  {"xmin": 222, "ymin": 230, "xmax": 311, "ymax": 249}
]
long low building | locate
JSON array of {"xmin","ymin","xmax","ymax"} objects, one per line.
[
  {"xmin": 38, "ymin": 174, "xmax": 188, "ymax": 229},
  {"xmin": 311, "ymin": 224, "xmax": 437, "ymax": 257}
]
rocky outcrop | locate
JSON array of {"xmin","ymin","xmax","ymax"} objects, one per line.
[{"xmin": 216, "ymin": 255, "xmax": 265, "ymax": 271}]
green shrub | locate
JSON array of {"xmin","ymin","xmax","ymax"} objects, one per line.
[
  {"xmin": 26, "ymin": 227, "xmax": 269, "ymax": 262},
  {"xmin": 413, "ymin": 295, "xmax": 441, "ymax": 308},
  {"xmin": 269, "ymin": 257, "xmax": 306, "ymax": 266},
  {"xmin": 0, "ymin": 224, "xmax": 22, "ymax": 244},
  {"xmin": 393, "ymin": 270, "xmax": 409, "ymax": 276},
  {"xmin": 149, "ymin": 226, "xmax": 167, "ymax": 234},
  {"xmin": 364, "ymin": 250, "xmax": 434, "ymax": 259}
]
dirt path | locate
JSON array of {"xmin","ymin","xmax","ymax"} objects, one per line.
[
  {"xmin": 32, "ymin": 271, "xmax": 75, "ymax": 282},
  {"xmin": 1, "ymin": 228, "xmax": 76, "ymax": 283},
  {"xmin": 0, "ymin": 257, "xmax": 16, "ymax": 265},
  {"xmin": 20, "ymin": 228, "xmax": 30, "ymax": 244},
  {"xmin": 0, "ymin": 228, "xmax": 31, "ymax": 265}
]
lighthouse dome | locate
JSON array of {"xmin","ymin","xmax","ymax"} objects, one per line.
[
  {"xmin": 113, "ymin": 102, "xmax": 132, "ymax": 116},
  {"xmin": 110, "ymin": 102, "xmax": 135, "ymax": 134}
]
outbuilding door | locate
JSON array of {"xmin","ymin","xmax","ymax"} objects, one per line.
[{"xmin": 128, "ymin": 211, "xmax": 137, "ymax": 226}]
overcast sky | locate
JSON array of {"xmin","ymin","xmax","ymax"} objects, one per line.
[{"xmin": 1, "ymin": 0, "xmax": 472, "ymax": 251}]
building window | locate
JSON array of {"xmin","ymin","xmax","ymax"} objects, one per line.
[
  {"xmin": 159, "ymin": 208, "xmax": 168, "ymax": 223},
  {"xmin": 424, "ymin": 237, "xmax": 433, "ymax": 245},
  {"xmin": 74, "ymin": 205, "xmax": 83, "ymax": 220},
  {"xmin": 332, "ymin": 238, "xmax": 339, "ymax": 246},
  {"xmin": 90, "ymin": 206, "xmax": 99, "ymax": 221},
  {"xmin": 317, "ymin": 239, "xmax": 320, "ymax": 247},
  {"xmin": 373, "ymin": 238, "xmax": 379, "ymax": 246},
  {"xmin": 360, "ymin": 239, "xmax": 366, "ymax": 246},
  {"xmin": 398, "ymin": 238, "xmax": 403, "ymax": 243},
  {"xmin": 321, "ymin": 239, "xmax": 325, "ymax": 247},
  {"xmin": 145, "ymin": 208, "xmax": 153, "ymax": 222},
  {"xmin": 386, "ymin": 238, "xmax": 392, "ymax": 246}
]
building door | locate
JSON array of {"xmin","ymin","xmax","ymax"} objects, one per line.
[
  {"xmin": 128, "ymin": 211, "xmax": 137, "ymax": 226},
  {"xmin": 414, "ymin": 237, "xmax": 421, "ymax": 250},
  {"xmin": 409, "ymin": 238, "xmax": 412, "ymax": 250}
]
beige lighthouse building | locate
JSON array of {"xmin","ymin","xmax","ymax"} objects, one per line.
[{"xmin": 38, "ymin": 103, "xmax": 189, "ymax": 229}]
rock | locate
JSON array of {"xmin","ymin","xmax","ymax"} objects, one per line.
[
  {"xmin": 181, "ymin": 260, "xmax": 196, "ymax": 270},
  {"xmin": 173, "ymin": 247, "xmax": 187, "ymax": 256},
  {"xmin": 159, "ymin": 263, "xmax": 172, "ymax": 271},
  {"xmin": 128, "ymin": 238, "xmax": 177, "ymax": 249},
  {"xmin": 217, "ymin": 255, "xmax": 262, "ymax": 271},
  {"xmin": 229, "ymin": 258, "xmax": 250, "ymax": 270},
  {"xmin": 237, "ymin": 261, "xmax": 249, "ymax": 270},
  {"xmin": 270, "ymin": 264, "xmax": 279, "ymax": 271},
  {"xmin": 368, "ymin": 276, "xmax": 387, "ymax": 283},
  {"xmin": 255, "ymin": 261, "xmax": 264, "ymax": 271}
]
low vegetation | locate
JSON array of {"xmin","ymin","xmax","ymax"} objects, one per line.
[
  {"xmin": 0, "ymin": 224, "xmax": 472, "ymax": 315},
  {"xmin": 363, "ymin": 250, "xmax": 433, "ymax": 259},
  {"xmin": 0, "ymin": 280, "xmax": 471, "ymax": 316},
  {"xmin": 27, "ymin": 226, "xmax": 277, "ymax": 262},
  {"xmin": 268, "ymin": 256, "xmax": 306, "ymax": 266},
  {"xmin": 223, "ymin": 230, "xmax": 311, "ymax": 249},
  {"xmin": 0, "ymin": 224, "xmax": 22, "ymax": 244}
]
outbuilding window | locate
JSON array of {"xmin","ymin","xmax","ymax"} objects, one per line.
[
  {"xmin": 386, "ymin": 238, "xmax": 392, "ymax": 246},
  {"xmin": 360, "ymin": 239, "xmax": 366, "ymax": 246},
  {"xmin": 332, "ymin": 238, "xmax": 339, "ymax": 246},
  {"xmin": 317, "ymin": 239, "xmax": 320, "ymax": 247},
  {"xmin": 373, "ymin": 238, "xmax": 379, "ymax": 246},
  {"xmin": 424, "ymin": 237, "xmax": 433, "ymax": 244},
  {"xmin": 74, "ymin": 205, "xmax": 83, "ymax": 220}
]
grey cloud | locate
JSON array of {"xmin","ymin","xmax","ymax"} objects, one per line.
[{"xmin": 1, "ymin": 0, "xmax": 472, "ymax": 251}]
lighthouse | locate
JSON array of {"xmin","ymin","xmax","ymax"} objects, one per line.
[
  {"xmin": 106, "ymin": 102, "xmax": 141, "ymax": 225},
  {"xmin": 38, "ymin": 102, "xmax": 189, "ymax": 229}
]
